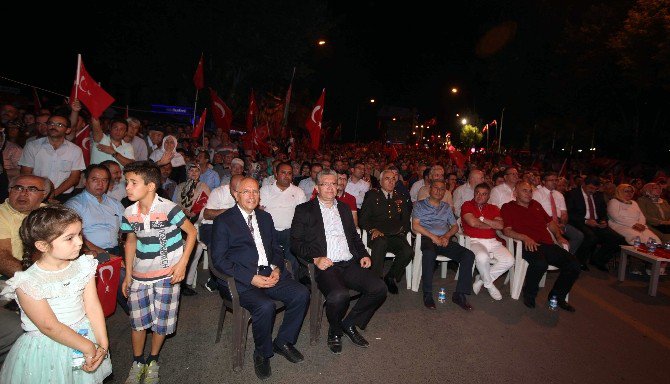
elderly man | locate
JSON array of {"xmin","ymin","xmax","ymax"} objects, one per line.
[
  {"xmin": 19, "ymin": 113, "xmax": 85, "ymax": 203},
  {"xmin": 412, "ymin": 179, "xmax": 475, "ymax": 310},
  {"xmin": 359, "ymin": 169, "xmax": 413, "ymax": 293},
  {"xmin": 298, "ymin": 162, "xmax": 323, "ymax": 200},
  {"xmin": 211, "ymin": 177, "xmax": 309, "ymax": 380},
  {"xmin": 452, "ymin": 169, "xmax": 485, "ymax": 218},
  {"xmin": 461, "ymin": 183, "xmax": 514, "ymax": 300},
  {"xmin": 125, "ymin": 117, "xmax": 149, "ymax": 161},
  {"xmin": 220, "ymin": 157, "xmax": 245, "ymax": 186},
  {"xmin": 489, "ymin": 167, "xmax": 519, "ymax": 208},
  {"xmin": 101, "ymin": 160, "xmax": 126, "ymax": 202},
  {"xmin": 417, "ymin": 165, "xmax": 454, "ymax": 208},
  {"xmin": 501, "ymin": 181, "xmax": 581, "ymax": 311},
  {"xmin": 291, "ymin": 169, "xmax": 387, "ymax": 354}
]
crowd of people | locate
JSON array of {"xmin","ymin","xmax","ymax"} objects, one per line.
[{"xmin": 0, "ymin": 99, "xmax": 669, "ymax": 382}]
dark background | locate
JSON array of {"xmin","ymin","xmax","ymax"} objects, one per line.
[{"xmin": 2, "ymin": 0, "xmax": 669, "ymax": 162}]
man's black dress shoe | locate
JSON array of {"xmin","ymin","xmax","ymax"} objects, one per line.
[
  {"xmin": 580, "ymin": 264, "xmax": 590, "ymax": 272},
  {"xmin": 343, "ymin": 325, "xmax": 369, "ymax": 348},
  {"xmin": 273, "ymin": 342, "xmax": 304, "ymax": 363},
  {"xmin": 557, "ymin": 299, "xmax": 576, "ymax": 313},
  {"xmin": 253, "ymin": 354, "xmax": 271, "ymax": 380},
  {"xmin": 523, "ymin": 296, "xmax": 536, "ymax": 309},
  {"xmin": 451, "ymin": 292, "xmax": 472, "ymax": 310},
  {"xmin": 384, "ymin": 274, "xmax": 399, "ymax": 295},
  {"xmin": 423, "ymin": 293, "xmax": 436, "ymax": 309},
  {"xmin": 589, "ymin": 261, "xmax": 609, "ymax": 272},
  {"xmin": 327, "ymin": 332, "xmax": 342, "ymax": 354}
]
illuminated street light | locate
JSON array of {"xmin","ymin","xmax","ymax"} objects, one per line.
[
  {"xmin": 318, "ymin": 40, "xmax": 326, "ymax": 46},
  {"xmin": 370, "ymin": 99, "xmax": 375, "ymax": 103},
  {"xmin": 392, "ymin": 117, "xmax": 396, "ymax": 121},
  {"xmin": 461, "ymin": 118, "xmax": 467, "ymax": 125},
  {"xmin": 451, "ymin": 88, "xmax": 458, "ymax": 94},
  {"xmin": 456, "ymin": 113, "xmax": 460, "ymax": 117}
]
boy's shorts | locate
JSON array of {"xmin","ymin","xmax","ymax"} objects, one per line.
[{"xmin": 127, "ymin": 278, "xmax": 181, "ymax": 335}]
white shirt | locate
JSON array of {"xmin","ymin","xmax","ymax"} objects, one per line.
[
  {"xmin": 298, "ymin": 177, "xmax": 316, "ymax": 200},
  {"xmin": 533, "ymin": 185, "xmax": 567, "ymax": 218},
  {"xmin": 345, "ymin": 178, "xmax": 371, "ymax": 208},
  {"xmin": 409, "ymin": 179, "xmax": 425, "ymax": 202},
  {"xmin": 489, "ymin": 183, "xmax": 515, "ymax": 208},
  {"xmin": 201, "ymin": 185, "xmax": 237, "ymax": 225},
  {"xmin": 581, "ymin": 188, "xmax": 597, "ymax": 220},
  {"xmin": 107, "ymin": 181, "xmax": 127, "ymax": 201},
  {"xmin": 240, "ymin": 206, "xmax": 269, "ymax": 266},
  {"xmin": 91, "ymin": 133, "xmax": 135, "ymax": 167},
  {"xmin": 262, "ymin": 175, "xmax": 275, "ymax": 187},
  {"xmin": 452, "ymin": 183, "xmax": 474, "ymax": 217},
  {"xmin": 318, "ymin": 199, "xmax": 354, "ymax": 262},
  {"xmin": 129, "ymin": 136, "xmax": 148, "ymax": 161},
  {"xmin": 260, "ymin": 183, "xmax": 306, "ymax": 230},
  {"xmin": 18, "ymin": 137, "xmax": 86, "ymax": 193}
]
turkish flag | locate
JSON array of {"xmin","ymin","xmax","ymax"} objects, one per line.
[
  {"xmin": 246, "ymin": 89, "xmax": 258, "ymax": 132},
  {"xmin": 242, "ymin": 123, "xmax": 271, "ymax": 156},
  {"xmin": 448, "ymin": 146, "xmax": 467, "ymax": 169},
  {"xmin": 305, "ymin": 89, "xmax": 325, "ymax": 151},
  {"xmin": 209, "ymin": 88, "xmax": 232, "ymax": 133},
  {"xmin": 193, "ymin": 54, "xmax": 204, "ymax": 90},
  {"xmin": 72, "ymin": 58, "xmax": 115, "ymax": 119},
  {"xmin": 190, "ymin": 190, "xmax": 209, "ymax": 215},
  {"xmin": 191, "ymin": 108, "xmax": 207, "ymax": 139},
  {"xmin": 74, "ymin": 124, "xmax": 91, "ymax": 166}
]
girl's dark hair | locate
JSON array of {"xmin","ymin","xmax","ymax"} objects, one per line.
[{"xmin": 19, "ymin": 205, "xmax": 82, "ymax": 269}]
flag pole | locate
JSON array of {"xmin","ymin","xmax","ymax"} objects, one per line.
[{"xmin": 74, "ymin": 54, "xmax": 82, "ymax": 100}]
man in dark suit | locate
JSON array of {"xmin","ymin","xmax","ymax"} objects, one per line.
[
  {"xmin": 565, "ymin": 175, "xmax": 625, "ymax": 271},
  {"xmin": 291, "ymin": 169, "xmax": 387, "ymax": 355},
  {"xmin": 359, "ymin": 169, "xmax": 413, "ymax": 293},
  {"xmin": 211, "ymin": 177, "xmax": 309, "ymax": 380}
]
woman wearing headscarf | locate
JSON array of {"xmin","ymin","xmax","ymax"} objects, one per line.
[
  {"xmin": 608, "ymin": 184, "xmax": 661, "ymax": 245},
  {"xmin": 173, "ymin": 163, "xmax": 210, "ymax": 223},
  {"xmin": 150, "ymin": 134, "xmax": 187, "ymax": 183},
  {"xmin": 637, "ymin": 182, "xmax": 670, "ymax": 243}
]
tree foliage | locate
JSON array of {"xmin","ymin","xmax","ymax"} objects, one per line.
[{"xmin": 460, "ymin": 124, "xmax": 483, "ymax": 149}]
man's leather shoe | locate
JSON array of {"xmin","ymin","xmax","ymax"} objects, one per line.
[
  {"xmin": 253, "ymin": 354, "xmax": 271, "ymax": 380},
  {"xmin": 327, "ymin": 332, "xmax": 342, "ymax": 354},
  {"xmin": 523, "ymin": 296, "xmax": 536, "ymax": 309},
  {"xmin": 343, "ymin": 325, "xmax": 369, "ymax": 348},
  {"xmin": 580, "ymin": 264, "xmax": 590, "ymax": 271},
  {"xmin": 589, "ymin": 261, "xmax": 609, "ymax": 272},
  {"xmin": 557, "ymin": 299, "xmax": 576, "ymax": 313},
  {"xmin": 423, "ymin": 293, "xmax": 436, "ymax": 309},
  {"xmin": 384, "ymin": 274, "xmax": 399, "ymax": 295},
  {"xmin": 451, "ymin": 292, "xmax": 473, "ymax": 310},
  {"xmin": 273, "ymin": 342, "xmax": 304, "ymax": 363}
]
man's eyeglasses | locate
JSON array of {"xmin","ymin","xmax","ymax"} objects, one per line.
[
  {"xmin": 318, "ymin": 182, "xmax": 337, "ymax": 188},
  {"xmin": 238, "ymin": 189, "xmax": 260, "ymax": 196},
  {"xmin": 47, "ymin": 122, "xmax": 67, "ymax": 128},
  {"xmin": 10, "ymin": 185, "xmax": 45, "ymax": 193}
]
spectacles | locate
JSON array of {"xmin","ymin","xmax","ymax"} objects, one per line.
[
  {"xmin": 318, "ymin": 182, "xmax": 337, "ymax": 187},
  {"xmin": 47, "ymin": 121, "xmax": 67, "ymax": 128},
  {"xmin": 10, "ymin": 185, "xmax": 45, "ymax": 193},
  {"xmin": 238, "ymin": 189, "xmax": 260, "ymax": 196}
]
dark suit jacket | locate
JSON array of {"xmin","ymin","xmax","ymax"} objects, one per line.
[
  {"xmin": 565, "ymin": 187, "xmax": 608, "ymax": 226},
  {"xmin": 359, "ymin": 188, "xmax": 411, "ymax": 235},
  {"xmin": 211, "ymin": 205, "xmax": 286, "ymax": 293},
  {"xmin": 290, "ymin": 198, "xmax": 369, "ymax": 263}
]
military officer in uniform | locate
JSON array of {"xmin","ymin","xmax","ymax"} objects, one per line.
[{"xmin": 359, "ymin": 169, "xmax": 413, "ymax": 294}]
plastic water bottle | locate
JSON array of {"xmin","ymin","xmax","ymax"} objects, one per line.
[
  {"xmin": 548, "ymin": 295, "xmax": 558, "ymax": 311},
  {"xmin": 647, "ymin": 238, "xmax": 657, "ymax": 253},
  {"xmin": 664, "ymin": 241, "xmax": 670, "ymax": 251},
  {"xmin": 438, "ymin": 288, "xmax": 446, "ymax": 303},
  {"xmin": 633, "ymin": 236, "xmax": 641, "ymax": 249}
]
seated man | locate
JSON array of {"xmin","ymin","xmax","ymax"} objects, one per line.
[
  {"xmin": 460, "ymin": 183, "xmax": 514, "ymax": 300},
  {"xmin": 211, "ymin": 177, "xmax": 309, "ymax": 380},
  {"xmin": 359, "ymin": 169, "xmax": 413, "ymax": 292},
  {"xmin": 501, "ymin": 181, "xmax": 581, "ymax": 311},
  {"xmin": 412, "ymin": 179, "xmax": 475, "ymax": 310},
  {"xmin": 291, "ymin": 169, "xmax": 387, "ymax": 354}
]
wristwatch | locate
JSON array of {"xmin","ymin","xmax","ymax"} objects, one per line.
[{"xmin": 479, "ymin": 216, "xmax": 485, "ymax": 222}]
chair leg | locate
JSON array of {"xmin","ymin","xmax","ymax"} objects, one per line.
[
  {"xmin": 405, "ymin": 262, "xmax": 412, "ymax": 290},
  {"xmin": 232, "ymin": 309, "xmax": 246, "ymax": 372},
  {"xmin": 539, "ymin": 272, "xmax": 547, "ymax": 288},
  {"xmin": 440, "ymin": 262, "xmax": 448, "ymax": 279},
  {"xmin": 309, "ymin": 290, "xmax": 322, "ymax": 345},
  {"xmin": 511, "ymin": 262, "xmax": 528, "ymax": 300},
  {"xmin": 215, "ymin": 303, "xmax": 227, "ymax": 344},
  {"xmin": 202, "ymin": 248, "xmax": 209, "ymax": 270}
]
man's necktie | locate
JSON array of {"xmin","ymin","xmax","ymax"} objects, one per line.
[
  {"xmin": 587, "ymin": 195, "xmax": 596, "ymax": 220},
  {"xmin": 549, "ymin": 192, "xmax": 559, "ymax": 222},
  {"xmin": 247, "ymin": 214, "xmax": 254, "ymax": 238}
]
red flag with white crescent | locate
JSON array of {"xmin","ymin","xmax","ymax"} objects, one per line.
[
  {"xmin": 72, "ymin": 58, "xmax": 115, "ymax": 119},
  {"xmin": 193, "ymin": 54, "xmax": 204, "ymax": 90},
  {"xmin": 305, "ymin": 89, "xmax": 325, "ymax": 151},
  {"xmin": 209, "ymin": 88, "xmax": 232, "ymax": 133},
  {"xmin": 191, "ymin": 108, "xmax": 207, "ymax": 139},
  {"xmin": 74, "ymin": 124, "xmax": 91, "ymax": 166}
]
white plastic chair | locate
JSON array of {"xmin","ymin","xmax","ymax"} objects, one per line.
[
  {"xmin": 360, "ymin": 229, "xmax": 413, "ymax": 290},
  {"xmin": 410, "ymin": 233, "xmax": 453, "ymax": 292},
  {"xmin": 186, "ymin": 222, "xmax": 209, "ymax": 288}
]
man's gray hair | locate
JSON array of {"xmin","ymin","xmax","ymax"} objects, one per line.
[
  {"xmin": 428, "ymin": 165, "xmax": 444, "ymax": 178},
  {"xmin": 126, "ymin": 117, "xmax": 141, "ymax": 126},
  {"xmin": 9, "ymin": 175, "xmax": 51, "ymax": 199},
  {"xmin": 380, "ymin": 169, "xmax": 397, "ymax": 180},
  {"xmin": 316, "ymin": 169, "xmax": 338, "ymax": 184}
]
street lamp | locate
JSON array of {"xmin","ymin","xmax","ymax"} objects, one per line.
[
  {"xmin": 451, "ymin": 87, "xmax": 458, "ymax": 94},
  {"xmin": 461, "ymin": 118, "xmax": 467, "ymax": 125}
]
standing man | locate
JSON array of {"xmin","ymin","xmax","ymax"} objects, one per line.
[
  {"xmin": 291, "ymin": 169, "xmax": 387, "ymax": 355},
  {"xmin": 461, "ymin": 183, "xmax": 514, "ymax": 300},
  {"xmin": 19, "ymin": 113, "xmax": 85, "ymax": 203},
  {"xmin": 489, "ymin": 167, "xmax": 518, "ymax": 208},
  {"xmin": 211, "ymin": 178, "xmax": 309, "ymax": 380},
  {"xmin": 260, "ymin": 161, "xmax": 307, "ymax": 282},
  {"xmin": 501, "ymin": 181, "xmax": 581, "ymax": 311},
  {"xmin": 345, "ymin": 161, "xmax": 370, "ymax": 209},
  {"xmin": 452, "ymin": 169, "xmax": 484, "ymax": 218},
  {"xmin": 91, "ymin": 117, "xmax": 135, "ymax": 167},
  {"xmin": 533, "ymin": 172, "xmax": 584, "ymax": 256},
  {"xmin": 359, "ymin": 169, "xmax": 413, "ymax": 293},
  {"xmin": 412, "ymin": 179, "xmax": 475, "ymax": 310},
  {"xmin": 565, "ymin": 175, "xmax": 625, "ymax": 271}
]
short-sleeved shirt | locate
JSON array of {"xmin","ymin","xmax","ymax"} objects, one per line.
[
  {"xmin": 345, "ymin": 178, "xmax": 371, "ymax": 208},
  {"xmin": 120, "ymin": 195, "xmax": 186, "ymax": 283},
  {"xmin": 65, "ymin": 190, "xmax": 125, "ymax": 249},
  {"xmin": 200, "ymin": 184, "xmax": 236, "ymax": 225},
  {"xmin": 18, "ymin": 137, "xmax": 86, "ymax": 193},
  {"xmin": 489, "ymin": 183, "xmax": 515, "ymax": 208},
  {"xmin": 199, "ymin": 168, "xmax": 221, "ymax": 191},
  {"xmin": 0, "ymin": 200, "xmax": 27, "ymax": 276},
  {"xmin": 260, "ymin": 183, "xmax": 306, "ymax": 231},
  {"xmin": 90, "ymin": 133, "xmax": 134, "ymax": 167},
  {"xmin": 500, "ymin": 200, "xmax": 554, "ymax": 244},
  {"xmin": 412, "ymin": 198, "xmax": 456, "ymax": 236},
  {"xmin": 461, "ymin": 200, "xmax": 500, "ymax": 239}
]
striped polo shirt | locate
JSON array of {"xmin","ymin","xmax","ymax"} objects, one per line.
[{"xmin": 121, "ymin": 195, "xmax": 186, "ymax": 283}]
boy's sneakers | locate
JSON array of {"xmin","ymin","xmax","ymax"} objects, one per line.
[
  {"xmin": 144, "ymin": 361, "xmax": 160, "ymax": 384},
  {"xmin": 124, "ymin": 361, "xmax": 146, "ymax": 384}
]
